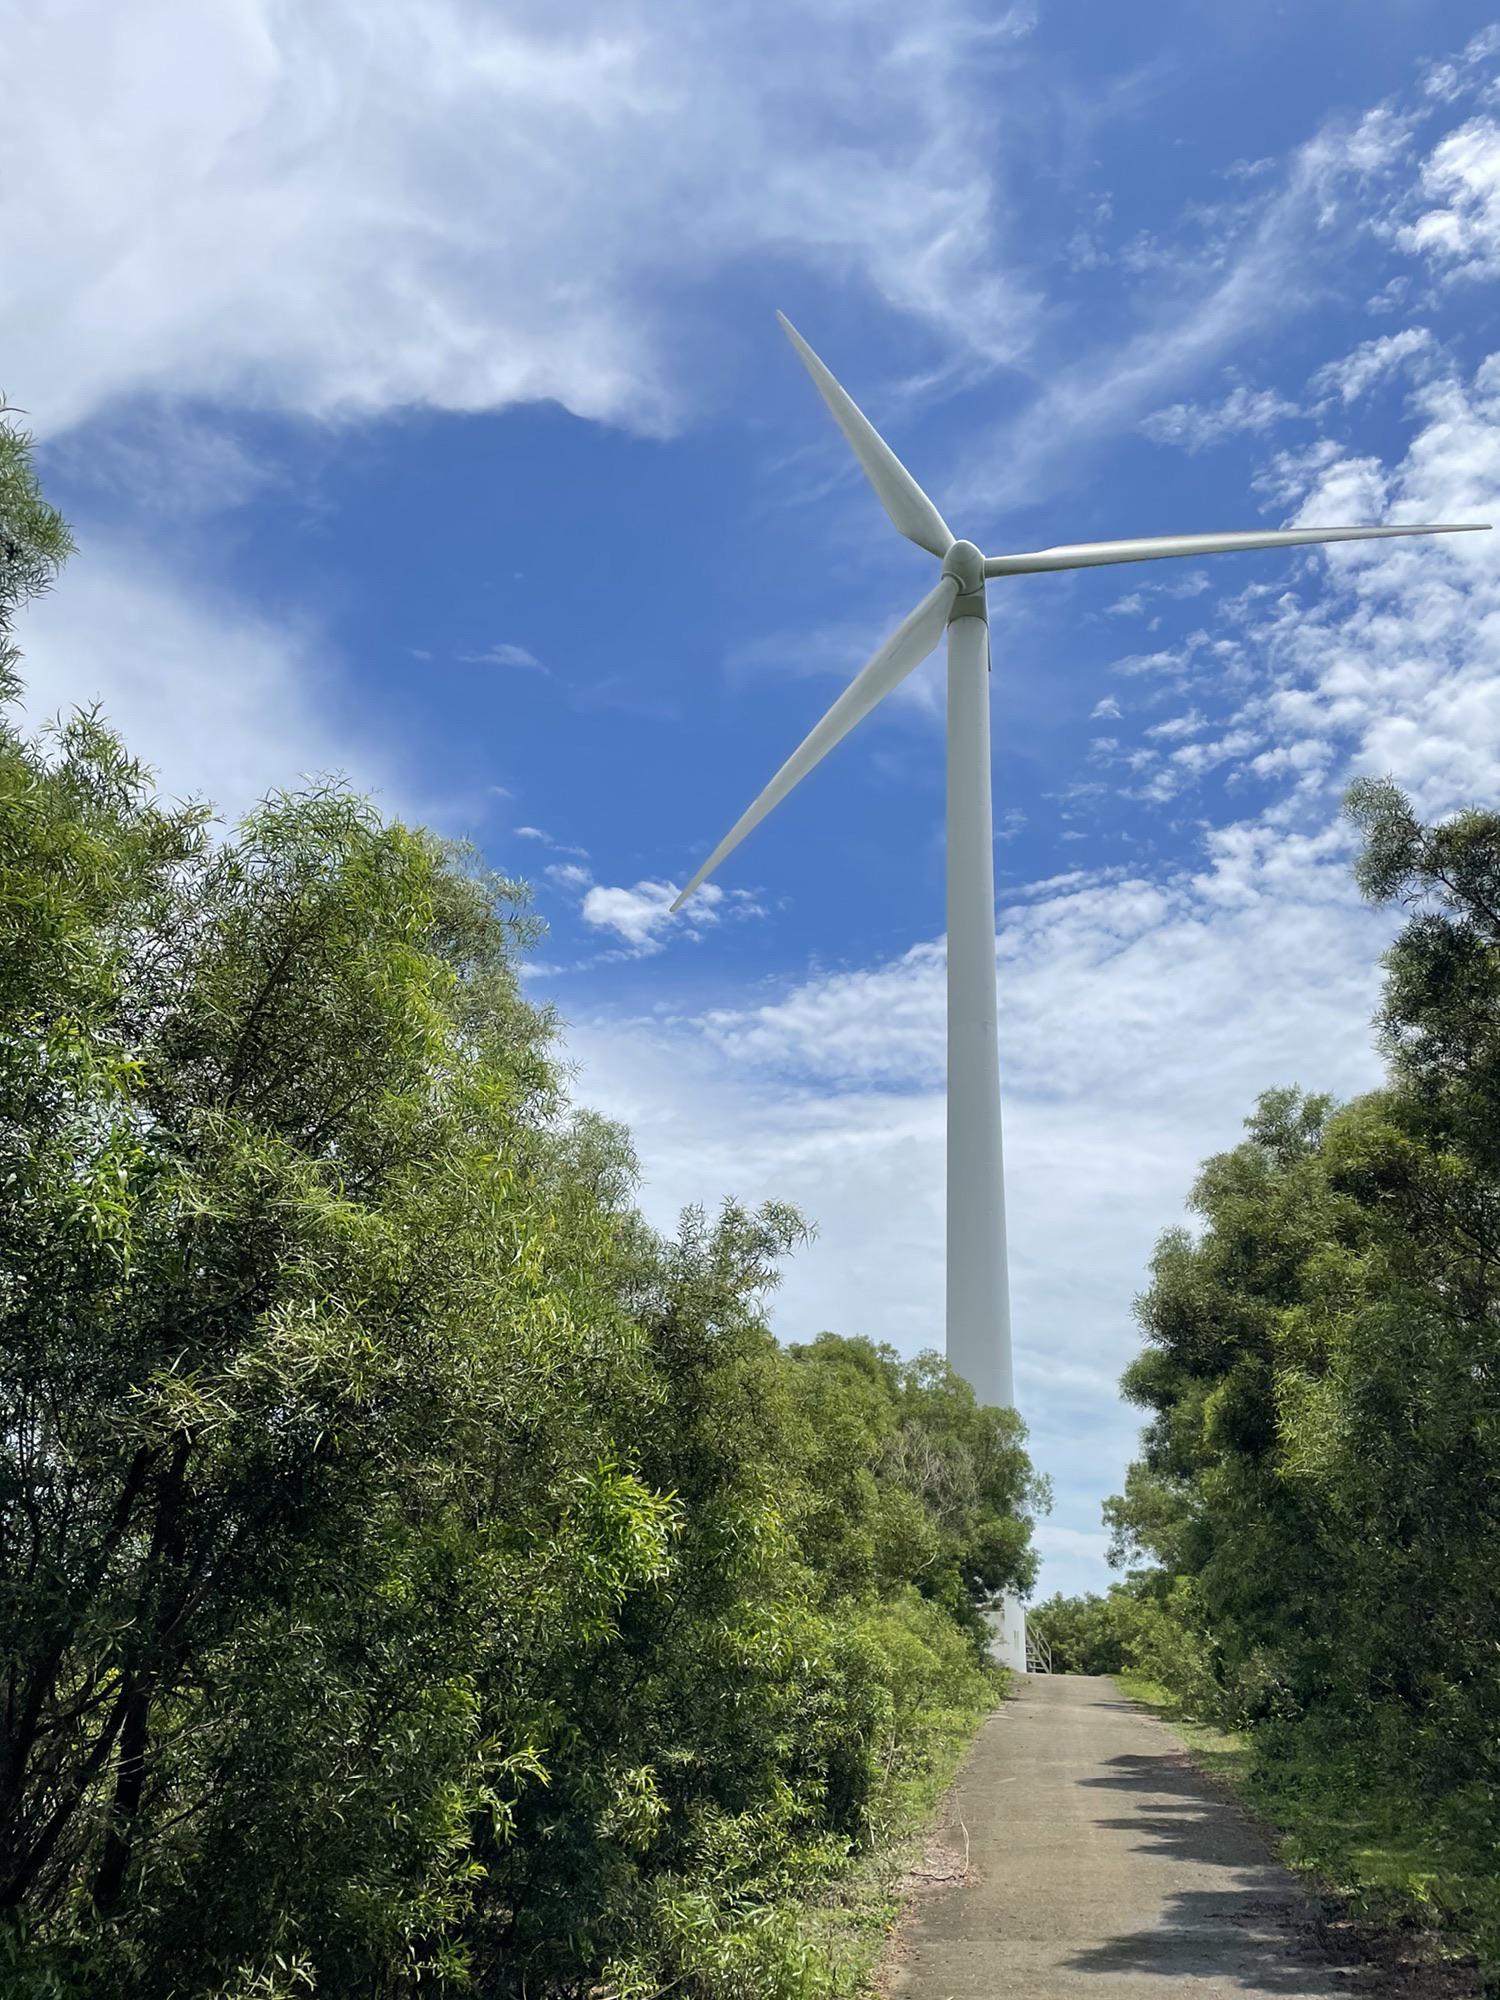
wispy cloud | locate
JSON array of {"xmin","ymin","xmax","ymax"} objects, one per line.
[
  {"xmin": 1146, "ymin": 709, "xmax": 1208, "ymax": 741},
  {"xmin": 1309, "ymin": 326, "xmax": 1436, "ymax": 405},
  {"xmin": 1104, "ymin": 573, "xmax": 1211, "ymax": 621},
  {"xmin": 38, "ymin": 405, "xmax": 279, "ymax": 518},
  {"xmin": 1419, "ymin": 25, "xmax": 1500, "ymax": 104},
  {"xmin": 953, "ymin": 97, "xmax": 1423, "ymax": 513},
  {"xmin": 514, "ymin": 824, "xmax": 591, "ymax": 859},
  {"xmin": 14, "ymin": 533, "xmax": 419, "ymax": 826},
  {"xmin": 461, "ymin": 641, "xmax": 547, "ymax": 671},
  {"xmin": 1141, "ymin": 385, "xmax": 1301, "ymax": 453}
]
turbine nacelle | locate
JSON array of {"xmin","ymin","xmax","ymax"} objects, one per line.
[
  {"xmin": 670, "ymin": 314, "xmax": 1491, "ymax": 913},
  {"xmin": 941, "ymin": 539, "xmax": 986, "ymax": 597}
]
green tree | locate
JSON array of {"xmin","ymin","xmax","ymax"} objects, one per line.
[
  {"xmin": 1108, "ymin": 777, "xmax": 1500, "ymax": 1807},
  {"xmin": 0, "ymin": 401, "xmax": 73, "ymax": 721},
  {"xmin": 1026, "ymin": 1592, "xmax": 1127, "ymax": 1675},
  {"xmin": 0, "ymin": 416, "xmax": 1046, "ymax": 1999}
]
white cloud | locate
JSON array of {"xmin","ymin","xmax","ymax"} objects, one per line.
[
  {"xmin": 580, "ymin": 877, "xmax": 747, "ymax": 955},
  {"xmin": 1309, "ymin": 326, "xmax": 1435, "ymax": 405},
  {"xmin": 2, "ymin": 0, "xmax": 1039, "ymax": 442},
  {"xmin": 1109, "ymin": 354, "xmax": 1500, "ymax": 824},
  {"xmin": 583, "ymin": 880, "xmax": 691, "ymax": 950},
  {"xmin": 1168, "ymin": 727, "xmax": 1257, "ymax": 776},
  {"xmin": 1112, "ymin": 644, "xmax": 1197, "ymax": 679},
  {"xmin": 1253, "ymin": 439, "xmax": 1388, "ymax": 518},
  {"xmin": 1141, "ymin": 384, "xmax": 1301, "ymax": 453},
  {"xmin": 1090, "ymin": 696, "xmax": 1122, "ymax": 719},
  {"xmin": 1129, "ymin": 352, "xmax": 1500, "ymax": 823},
  {"xmin": 1229, "ymin": 368, "xmax": 1500, "ymax": 819},
  {"xmin": 1399, "ymin": 117, "xmax": 1500, "ymax": 279}
]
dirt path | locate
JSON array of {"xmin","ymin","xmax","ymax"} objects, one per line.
[{"xmin": 883, "ymin": 1674, "xmax": 1463, "ymax": 1999}]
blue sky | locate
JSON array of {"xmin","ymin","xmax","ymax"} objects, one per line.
[{"xmin": 10, "ymin": 1, "xmax": 1500, "ymax": 1597}]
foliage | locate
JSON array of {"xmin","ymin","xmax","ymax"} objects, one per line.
[
  {"xmin": 1025, "ymin": 1592, "xmax": 1128, "ymax": 1676},
  {"xmin": 1104, "ymin": 775, "xmax": 1500, "ymax": 1971},
  {"xmin": 0, "ymin": 420, "xmax": 1044, "ymax": 1997},
  {"xmin": 0, "ymin": 402, "xmax": 73, "ymax": 689}
]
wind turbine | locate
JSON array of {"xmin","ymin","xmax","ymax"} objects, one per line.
[{"xmin": 671, "ymin": 313, "xmax": 1489, "ymax": 1670}]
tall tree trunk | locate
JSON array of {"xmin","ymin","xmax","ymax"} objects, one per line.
[
  {"xmin": 90, "ymin": 1680, "xmax": 151, "ymax": 1915},
  {"xmin": 90, "ymin": 1434, "xmax": 192, "ymax": 1917}
]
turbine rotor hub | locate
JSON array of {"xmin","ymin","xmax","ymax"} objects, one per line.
[{"xmin": 941, "ymin": 539, "xmax": 985, "ymax": 595}]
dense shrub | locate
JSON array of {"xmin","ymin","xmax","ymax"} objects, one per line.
[{"xmin": 1025, "ymin": 1591, "xmax": 1128, "ymax": 1676}]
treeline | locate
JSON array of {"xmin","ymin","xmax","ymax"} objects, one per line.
[
  {"xmin": 0, "ymin": 423, "xmax": 1045, "ymax": 1997},
  {"xmin": 1049, "ymin": 772, "xmax": 1500, "ymax": 1954}
]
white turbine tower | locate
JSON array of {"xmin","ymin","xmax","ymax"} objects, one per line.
[{"xmin": 671, "ymin": 314, "xmax": 1489, "ymax": 1672}]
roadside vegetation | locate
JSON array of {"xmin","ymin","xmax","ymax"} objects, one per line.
[
  {"xmin": 1041, "ymin": 776, "xmax": 1500, "ymax": 1979},
  {"xmin": 0, "ymin": 419, "xmax": 1046, "ymax": 1997},
  {"xmin": 1024, "ymin": 1591, "xmax": 1127, "ymax": 1677}
]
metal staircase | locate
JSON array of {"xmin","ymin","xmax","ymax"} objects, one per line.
[{"xmin": 1025, "ymin": 1625, "xmax": 1053, "ymax": 1674}]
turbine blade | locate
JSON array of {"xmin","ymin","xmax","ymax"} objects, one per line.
[
  {"xmin": 778, "ymin": 312, "xmax": 953, "ymax": 558},
  {"xmin": 984, "ymin": 522, "xmax": 1489, "ymax": 576},
  {"xmin": 672, "ymin": 576, "xmax": 959, "ymax": 911}
]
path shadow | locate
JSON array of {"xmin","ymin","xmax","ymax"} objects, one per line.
[
  {"xmin": 1064, "ymin": 1753, "xmax": 1345, "ymax": 1992},
  {"xmin": 1063, "ymin": 1885, "xmax": 1345, "ymax": 1994},
  {"xmin": 1091, "ymin": 1807, "xmax": 1273, "ymax": 1866},
  {"xmin": 1077, "ymin": 1750, "xmax": 1242, "ymax": 1799},
  {"xmin": 1066, "ymin": 1751, "xmax": 1480, "ymax": 1995}
]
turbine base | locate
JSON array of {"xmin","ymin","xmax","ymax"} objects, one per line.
[{"xmin": 983, "ymin": 1590, "xmax": 1028, "ymax": 1673}]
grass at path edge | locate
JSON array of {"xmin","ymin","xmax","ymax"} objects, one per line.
[
  {"xmin": 1116, "ymin": 1670, "xmax": 1494, "ymax": 1992},
  {"xmin": 794, "ymin": 1666, "xmax": 1010, "ymax": 1995}
]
